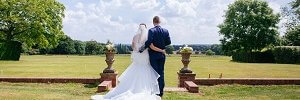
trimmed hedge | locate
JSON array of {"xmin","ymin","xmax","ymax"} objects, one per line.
[
  {"xmin": 272, "ymin": 46, "xmax": 300, "ymax": 64},
  {"xmin": 232, "ymin": 50, "xmax": 275, "ymax": 63},
  {"xmin": 0, "ymin": 41, "xmax": 22, "ymax": 61}
]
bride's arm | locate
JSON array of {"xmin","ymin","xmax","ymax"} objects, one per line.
[
  {"xmin": 131, "ymin": 36, "xmax": 137, "ymax": 51},
  {"xmin": 150, "ymin": 43, "xmax": 165, "ymax": 53},
  {"xmin": 132, "ymin": 41, "xmax": 136, "ymax": 51}
]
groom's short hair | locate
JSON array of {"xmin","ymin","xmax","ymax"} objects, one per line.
[{"xmin": 153, "ymin": 16, "xmax": 160, "ymax": 24}]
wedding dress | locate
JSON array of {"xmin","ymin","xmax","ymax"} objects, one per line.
[{"xmin": 91, "ymin": 25, "xmax": 161, "ymax": 100}]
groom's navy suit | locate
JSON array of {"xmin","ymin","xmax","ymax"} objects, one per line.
[{"xmin": 145, "ymin": 25, "xmax": 171, "ymax": 96}]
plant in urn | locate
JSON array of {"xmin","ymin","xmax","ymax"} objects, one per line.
[
  {"xmin": 179, "ymin": 45, "xmax": 193, "ymax": 73},
  {"xmin": 103, "ymin": 42, "xmax": 116, "ymax": 73}
]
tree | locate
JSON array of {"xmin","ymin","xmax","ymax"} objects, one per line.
[
  {"xmin": 53, "ymin": 35, "xmax": 76, "ymax": 54},
  {"xmin": 210, "ymin": 44, "xmax": 223, "ymax": 55},
  {"xmin": 282, "ymin": 0, "xmax": 300, "ymax": 46},
  {"xmin": 219, "ymin": 0, "xmax": 280, "ymax": 55},
  {"xmin": 95, "ymin": 43, "xmax": 105, "ymax": 54},
  {"xmin": 115, "ymin": 44, "xmax": 130, "ymax": 54},
  {"xmin": 85, "ymin": 41, "xmax": 98, "ymax": 55},
  {"xmin": 74, "ymin": 40, "xmax": 85, "ymax": 55},
  {"xmin": 284, "ymin": 26, "xmax": 300, "ymax": 46},
  {"xmin": 206, "ymin": 49, "xmax": 215, "ymax": 56},
  {"xmin": 0, "ymin": 0, "xmax": 65, "ymax": 60},
  {"xmin": 165, "ymin": 45, "xmax": 174, "ymax": 55},
  {"xmin": 85, "ymin": 40, "xmax": 105, "ymax": 55}
]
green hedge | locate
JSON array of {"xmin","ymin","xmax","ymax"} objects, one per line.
[
  {"xmin": 272, "ymin": 46, "xmax": 300, "ymax": 64},
  {"xmin": 0, "ymin": 41, "xmax": 22, "ymax": 61},
  {"xmin": 232, "ymin": 50, "xmax": 275, "ymax": 63}
]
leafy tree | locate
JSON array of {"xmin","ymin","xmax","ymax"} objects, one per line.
[
  {"xmin": 210, "ymin": 44, "xmax": 223, "ymax": 55},
  {"xmin": 165, "ymin": 45, "xmax": 174, "ymax": 55},
  {"xmin": 282, "ymin": 0, "xmax": 300, "ymax": 30},
  {"xmin": 0, "ymin": 0, "xmax": 65, "ymax": 60},
  {"xmin": 115, "ymin": 44, "xmax": 130, "ymax": 54},
  {"xmin": 74, "ymin": 40, "xmax": 85, "ymax": 55},
  {"xmin": 219, "ymin": 0, "xmax": 280, "ymax": 55},
  {"xmin": 95, "ymin": 44, "xmax": 105, "ymax": 54},
  {"xmin": 53, "ymin": 35, "xmax": 75, "ymax": 54},
  {"xmin": 206, "ymin": 49, "xmax": 215, "ymax": 56},
  {"xmin": 85, "ymin": 40, "xmax": 105, "ymax": 55},
  {"xmin": 85, "ymin": 41, "xmax": 97, "ymax": 55},
  {"xmin": 282, "ymin": 0, "xmax": 300, "ymax": 46},
  {"xmin": 284, "ymin": 26, "xmax": 300, "ymax": 46}
]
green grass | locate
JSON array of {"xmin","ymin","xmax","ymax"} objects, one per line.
[
  {"xmin": 0, "ymin": 82, "xmax": 299, "ymax": 100},
  {"xmin": 0, "ymin": 55, "xmax": 299, "ymax": 86}
]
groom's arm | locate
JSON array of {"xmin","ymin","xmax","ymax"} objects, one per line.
[
  {"xmin": 145, "ymin": 30, "xmax": 154, "ymax": 48},
  {"xmin": 165, "ymin": 30, "xmax": 171, "ymax": 46}
]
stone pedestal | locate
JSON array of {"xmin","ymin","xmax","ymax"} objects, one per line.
[
  {"xmin": 100, "ymin": 72, "xmax": 118, "ymax": 87},
  {"xmin": 178, "ymin": 72, "xmax": 196, "ymax": 87}
]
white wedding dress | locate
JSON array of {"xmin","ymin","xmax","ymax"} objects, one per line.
[{"xmin": 91, "ymin": 25, "xmax": 161, "ymax": 100}]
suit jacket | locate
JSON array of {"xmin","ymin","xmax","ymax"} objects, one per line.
[{"xmin": 145, "ymin": 25, "xmax": 171, "ymax": 59}]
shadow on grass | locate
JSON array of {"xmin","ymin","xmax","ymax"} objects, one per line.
[{"xmin": 84, "ymin": 82, "xmax": 99, "ymax": 88}]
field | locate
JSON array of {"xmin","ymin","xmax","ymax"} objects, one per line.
[
  {"xmin": 0, "ymin": 82, "xmax": 299, "ymax": 100},
  {"xmin": 0, "ymin": 55, "xmax": 300, "ymax": 99},
  {"xmin": 0, "ymin": 55, "xmax": 299, "ymax": 86}
]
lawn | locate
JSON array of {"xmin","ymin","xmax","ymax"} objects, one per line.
[
  {"xmin": 0, "ymin": 82, "xmax": 299, "ymax": 100},
  {"xmin": 0, "ymin": 55, "xmax": 299, "ymax": 86}
]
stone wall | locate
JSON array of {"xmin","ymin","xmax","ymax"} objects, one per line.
[
  {"xmin": 194, "ymin": 78, "xmax": 300, "ymax": 85},
  {"xmin": 0, "ymin": 77, "xmax": 100, "ymax": 84}
]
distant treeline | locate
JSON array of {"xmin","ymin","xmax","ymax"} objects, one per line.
[
  {"xmin": 173, "ymin": 44, "xmax": 223, "ymax": 55},
  {"xmin": 22, "ymin": 35, "xmax": 223, "ymax": 55},
  {"xmin": 22, "ymin": 35, "xmax": 131, "ymax": 55}
]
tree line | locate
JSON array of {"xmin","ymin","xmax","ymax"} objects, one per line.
[
  {"xmin": 22, "ymin": 35, "xmax": 223, "ymax": 55},
  {"xmin": 22, "ymin": 35, "xmax": 132, "ymax": 55}
]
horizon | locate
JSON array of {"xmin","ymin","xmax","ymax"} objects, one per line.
[{"xmin": 58, "ymin": 0, "xmax": 292, "ymax": 44}]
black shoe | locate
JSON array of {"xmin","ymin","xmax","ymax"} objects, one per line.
[{"xmin": 157, "ymin": 93, "xmax": 163, "ymax": 97}]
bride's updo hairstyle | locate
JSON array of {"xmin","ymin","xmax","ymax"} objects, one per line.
[{"xmin": 153, "ymin": 16, "xmax": 160, "ymax": 24}]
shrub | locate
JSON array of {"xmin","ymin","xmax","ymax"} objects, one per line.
[
  {"xmin": 0, "ymin": 41, "xmax": 22, "ymax": 61},
  {"xmin": 206, "ymin": 49, "xmax": 215, "ymax": 56},
  {"xmin": 195, "ymin": 51, "xmax": 200, "ymax": 54},
  {"xmin": 232, "ymin": 50, "xmax": 275, "ymax": 63},
  {"xmin": 272, "ymin": 46, "xmax": 300, "ymax": 64}
]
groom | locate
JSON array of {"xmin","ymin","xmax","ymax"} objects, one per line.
[{"xmin": 141, "ymin": 16, "xmax": 171, "ymax": 97}]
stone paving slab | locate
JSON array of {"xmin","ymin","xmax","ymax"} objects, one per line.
[{"xmin": 164, "ymin": 87, "xmax": 188, "ymax": 92}]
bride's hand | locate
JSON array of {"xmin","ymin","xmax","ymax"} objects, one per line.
[
  {"xmin": 161, "ymin": 50, "xmax": 167, "ymax": 55},
  {"xmin": 150, "ymin": 43, "xmax": 166, "ymax": 55}
]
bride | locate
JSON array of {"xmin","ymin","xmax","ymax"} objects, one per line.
[{"xmin": 91, "ymin": 23, "xmax": 166, "ymax": 100}]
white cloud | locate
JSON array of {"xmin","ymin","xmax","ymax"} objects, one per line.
[
  {"xmin": 269, "ymin": 2, "xmax": 281, "ymax": 13},
  {"xmin": 58, "ymin": 0, "xmax": 293, "ymax": 44},
  {"xmin": 128, "ymin": 0, "xmax": 160, "ymax": 11},
  {"xmin": 75, "ymin": 2, "xmax": 84, "ymax": 9},
  {"xmin": 160, "ymin": 0, "xmax": 200, "ymax": 17}
]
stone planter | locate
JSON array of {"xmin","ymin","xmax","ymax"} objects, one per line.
[
  {"xmin": 103, "ymin": 52, "xmax": 116, "ymax": 73},
  {"xmin": 180, "ymin": 52, "xmax": 193, "ymax": 73}
]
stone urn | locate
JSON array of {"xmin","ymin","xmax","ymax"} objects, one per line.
[
  {"xmin": 103, "ymin": 52, "xmax": 116, "ymax": 73},
  {"xmin": 180, "ymin": 52, "xmax": 193, "ymax": 73}
]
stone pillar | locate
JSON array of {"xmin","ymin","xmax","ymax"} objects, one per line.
[
  {"xmin": 100, "ymin": 72, "xmax": 118, "ymax": 87},
  {"xmin": 178, "ymin": 72, "xmax": 196, "ymax": 87}
]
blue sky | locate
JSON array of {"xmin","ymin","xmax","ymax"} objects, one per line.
[{"xmin": 57, "ymin": 0, "xmax": 292, "ymax": 44}]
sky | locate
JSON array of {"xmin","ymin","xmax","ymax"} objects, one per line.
[{"xmin": 57, "ymin": 0, "xmax": 293, "ymax": 44}]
